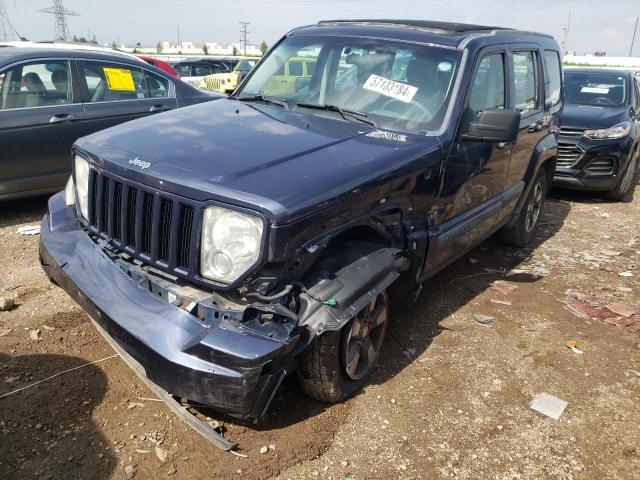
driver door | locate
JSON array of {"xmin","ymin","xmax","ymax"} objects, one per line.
[{"xmin": 427, "ymin": 49, "xmax": 511, "ymax": 270}]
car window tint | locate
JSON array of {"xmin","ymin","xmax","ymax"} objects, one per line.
[
  {"xmin": 468, "ymin": 53, "xmax": 505, "ymax": 119},
  {"xmin": 0, "ymin": 60, "xmax": 73, "ymax": 110},
  {"xmin": 513, "ymin": 51, "xmax": 539, "ymax": 114},
  {"xmin": 543, "ymin": 50, "xmax": 562, "ymax": 108},
  {"xmin": 289, "ymin": 61, "xmax": 303, "ymax": 77},
  {"xmin": 174, "ymin": 64, "xmax": 191, "ymax": 76},
  {"xmin": 144, "ymin": 72, "xmax": 169, "ymax": 98},
  {"xmin": 194, "ymin": 65, "xmax": 213, "ymax": 76},
  {"xmin": 80, "ymin": 61, "xmax": 149, "ymax": 102}
]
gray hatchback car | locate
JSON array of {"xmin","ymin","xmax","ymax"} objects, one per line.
[{"xmin": 0, "ymin": 46, "xmax": 219, "ymax": 200}]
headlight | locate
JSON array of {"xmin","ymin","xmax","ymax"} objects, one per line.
[
  {"xmin": 200, "ymin": 206, "xmax": 263, "ymax": 284},
  {"xmin": 584, "ymin": 121, "xmax": 631, "ymax": 140},
  {"xmin": 221, "ymin": 79, "xmax": 226, "ymax": 85},
  {"xmin": 74, "ymin": 155, "xmax": 90, "ymax": 220},
  {"xmin": 64, "ymin": 175, "xmax": 75, "ymax": 206}
]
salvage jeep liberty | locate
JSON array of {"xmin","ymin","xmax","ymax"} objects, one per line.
[{"xmin": 40, "ymin": 20, "xmax": 562, "ymax": 429}]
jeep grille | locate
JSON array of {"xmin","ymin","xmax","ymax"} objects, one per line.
[{"xmin": 86, "ymin": 169, "xmax": 199, "ymax": 274}]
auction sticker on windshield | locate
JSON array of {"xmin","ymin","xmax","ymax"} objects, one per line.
[
  {"xmin": 363, "ymin": 74, "xmax": 418, "ymax": 103},
  {"xmin": 103, "ymin": 67, "xmax": 136, "ymax": 91}
]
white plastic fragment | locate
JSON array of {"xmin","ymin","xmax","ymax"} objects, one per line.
[
  {"xmin": 17, "ymin": 225, "xmax": 40, "ymax": 235},
  {"xmin": 529, "ymin": 392, "xmax": 568, "ymax": 420}
]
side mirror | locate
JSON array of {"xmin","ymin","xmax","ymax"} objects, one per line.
[{"xmin": 461, "ymin": 109, "xmax": 521, "ymax": 143}]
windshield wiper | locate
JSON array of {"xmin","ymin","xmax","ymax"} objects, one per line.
[
  {"xmin": 237, "ymin": 94, "xmax": 289, "ymax": 109},
  {"xmin": 295, "ymin": 102, "xmax": 377, "ymax": 128}
]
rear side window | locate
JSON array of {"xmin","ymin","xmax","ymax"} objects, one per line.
[
  {"xmin": 174, "ymin": 64, "xmax": 191, "ymax": 77},
  {"xmin": 288, "ymin": 61, "xmax": 303, "ymax": 77},
  {"xmin": 543, "ymin": 50, "xmax": 562, "ymax": 108},
  {"xmin": 194, "ymin": 65, "xmax": 214, "ymax": 76},
  {"xmin": 468, "ymin": 53, "xmax": 506, "ymax": 119},
  {"xmin": 79, "ymin": 61, "xmax": 149, "ymax": 102},
  {"xmin": 513, "ymin": 51, "xmax": 539, "ymax": 115},
  {"xmin": 144, "ymin": 72, "xmax": 169, "ymax": 98},
  {"xmin": 0, "ymin": 60, "xmax": 73, "ymax": 110}
]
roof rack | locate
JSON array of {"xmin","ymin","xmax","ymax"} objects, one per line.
[
  {"xmin": 317, "ymin": 19, "xmax": 510, "ymax": 33},
  {"xmin": 316, "ymin": 19, "xmax": 553, "ymax": 39}
]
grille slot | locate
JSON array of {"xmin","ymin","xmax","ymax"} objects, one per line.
[
  {"xmin": 159, "ymin": 198, "xmax": 173, "ymax": 262},
  {"xmin": 86, "ymin": 170, "xmax": 198, "ymax": 275},
  {"xmin": 112, "ymin": 182, "xmax": 123, "ymax": 241},
  {"xmin": 141, "ymin": 193, "xmax": 154, "ymax": 254},
  {"xmin": 586, "ymin": 157, "xmax": 614, "ymax": 175},
  {"xmin": 558, "ymin": 127, "xmax": 585, "ymax": 138},
  {"xmin": 126, "ymin": 188, "xmax": 137, "ymax": 247},
  {"xmin": 556, "ymin": 143, "xmax": 582, "ymax": 168},
  {"xmin": 177, "ymin": 206, "xmax": 194, "ymax": 269}
]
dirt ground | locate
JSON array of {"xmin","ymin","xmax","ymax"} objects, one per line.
[{"xmin": 0, "ymin": 188, "xmax": 638, "ymax": 480}]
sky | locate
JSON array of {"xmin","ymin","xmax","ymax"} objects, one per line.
[{"xmin": 3, "ymin": 0, "xmax": 640, "ymax": 56}]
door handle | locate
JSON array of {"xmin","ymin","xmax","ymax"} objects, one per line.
[
  {"xmin": 149, "ymin": 105, "xmax": 170, "ymax": 113},
  {"xmin": 49, "ymin": 114, "xmax": 78, "ymax": 124}
]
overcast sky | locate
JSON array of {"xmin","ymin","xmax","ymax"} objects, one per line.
[{"xmin": 3, "ymin": 0, "xmax": 639, "ymax": 56}]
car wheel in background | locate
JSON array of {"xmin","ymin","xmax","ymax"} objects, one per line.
[
  {"xmin": 606, "ymin": 151, "xmax": 638, "ymax": 201},
  {"xmin": 497, "ymin": 168, "xmax": 547, "ymax": 248}
]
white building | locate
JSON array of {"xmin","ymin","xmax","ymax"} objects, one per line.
[{"xmin": 120, "ymin": 40, "xmax": 262, "ymax": 56}]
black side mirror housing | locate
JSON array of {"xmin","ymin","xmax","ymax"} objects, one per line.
[{"xmin": 461, "ymin": 109, "xmax": 521, "ymax": 143}]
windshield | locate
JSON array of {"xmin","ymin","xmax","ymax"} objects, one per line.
[
  {"xmin": 564, "ymin": 71, "xmax": 627, "ymax": 107},
  {"xmin": 238, "ymin": 35, "xmax": 461, "ymax": 133}
]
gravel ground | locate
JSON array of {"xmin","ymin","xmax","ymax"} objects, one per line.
[{"xmin": 0, "ymin": 189, "xmax": 638, "ymax": 480}]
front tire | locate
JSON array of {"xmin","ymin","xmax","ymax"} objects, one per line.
[
  {"xmin": 297, "ymin": 290, "xmax": 389, "ymax": 402},
  {"xmin": 605, "ymin": 151, "xmax": 638, "ymax": 201},
  {"xmin": 497, "ymin": 168, "xmax": 547, "ymax": 248}
]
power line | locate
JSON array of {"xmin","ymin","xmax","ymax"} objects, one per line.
[
  {"xmin": 630, "ymin": 16, "xmax": 639, "ymax": 57},
  {"xmin": 0, "ymin": 0, "xmax": 13, "ymax": 41},
  {"xmin": 561, "ymin": 12, "xmax": 571, "ymax": 55},
  {"xmin": 239, "ymin": 21, "xmax": 250, "ymax": 56},
  {"xmin": 38, "ymin": 0, "xmax": 80, "ymax": 41}
]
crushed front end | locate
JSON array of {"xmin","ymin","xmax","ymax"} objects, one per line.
[{"xmin": 39, "ymin": 160, "xmax": 300, "ymax": 420}]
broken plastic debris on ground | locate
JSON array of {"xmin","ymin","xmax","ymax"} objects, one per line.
[
  {"xmin": 559, "ymin": 289, "xmax": 636, "ymax": 327},
  {"xmin": 489, "ymin": 280, "xmax": 519, "ymax": 295},
  {"xmin": 16, "ymin": 225, "xmax": 40, "ymax": 236},
  {"xmin": 529, "ymin": 393, "xmax": 568, "ymax": 420}
]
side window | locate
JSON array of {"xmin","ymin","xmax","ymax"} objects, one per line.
[
  {"xmin": 543, "ymin": 50, "xmax": 562, "ymax": 108},
  {"xmin": 174, "ymin": 64, "xmax": 190, "ymax": 77},
  {"xmin": 513, "ymin": 51, "xmax": 539, "ymax": 114},
  {"xmin": 194, "ymin": 65, "xmax": 213, "ymax": 76},
  {"xmin": 79, "ymin": 61, "xmax": 149, "ymax": 102},
  {"xmin": 144, "ymin": 72, "xmax": 169, "ymax": 98},
  {"xmin": 288, "ymin": 61, "xmax": 303, "ymax": 77},
  {"xmin": 468, "ymin": 53, "xmax": 505, "ymax": 120},
  {"xmin": 0, "ymin": 60, "xmax": 73, "ymax": 110}
]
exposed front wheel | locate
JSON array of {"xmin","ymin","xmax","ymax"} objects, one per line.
[
  {"xmin": 497, "ymin": 168, "xmax": 547, "ymax": 248},
  {"xmin": 297, "ymin": 290, "xmax": 389, "ymax": 402},
  {"xmin": 606, "ymin": 152, "xmax": 638, "ymax": 201}
]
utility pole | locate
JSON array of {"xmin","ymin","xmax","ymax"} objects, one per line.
[
  {"xmin": 630, "ymin": 16, "xmax": 639, "ymax": 56},
  {"xmin": 239, "ymin": 21, "xmax": 250, "ymax": 56},
  {"xmin": 38, "ymin": 0, "xmax": 80, "ymax": 41},
  {"xmin": 176, "ymin": 23, "xmax": 180, "ymax": 47},
  {"xmin": 561, "ymin": 12, "xmax": 571, "ymax": 56},
  {"xmin": 0, "ymin": 0, "xmax": 12, "ymax": 41}
]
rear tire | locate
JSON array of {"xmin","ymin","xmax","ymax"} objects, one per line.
[
  {"xmin": 497, "ymin": 168, "xmax": 547, "ymax": 248},
  {"xmin": 605, "ymin": 152, "xmax": 638, "ymax": 202},
  {"xmin": 297, "ymin": 290, "xmax": 389, "ymax": 402}
]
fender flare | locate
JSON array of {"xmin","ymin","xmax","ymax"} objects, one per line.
[{"xmin": 296, "ymin": 242, "xmax": 409, "ymax": 339}]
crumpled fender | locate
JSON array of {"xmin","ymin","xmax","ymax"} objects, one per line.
[{"xmin": 297, "ymin": 243, "xmax": 409, "ymax": 338}]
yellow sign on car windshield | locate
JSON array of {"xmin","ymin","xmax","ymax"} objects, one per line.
[{"xmin": 103, "ymin": 67, "xmax": 135, "ymax": 91}]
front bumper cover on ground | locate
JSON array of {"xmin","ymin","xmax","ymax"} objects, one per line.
[{"xmin": 39, "ymin": 192, "xmax": 298, "ymax": 424}]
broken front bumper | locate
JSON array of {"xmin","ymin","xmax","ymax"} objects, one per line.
[{"xmin": 39, "ymin": 192, "xmax": 298, "ymax": 419}]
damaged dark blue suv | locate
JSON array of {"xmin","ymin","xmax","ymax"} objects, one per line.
[{"xmin": 40, "ymin": 20, "xmax": 562, "ymax": 434}]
